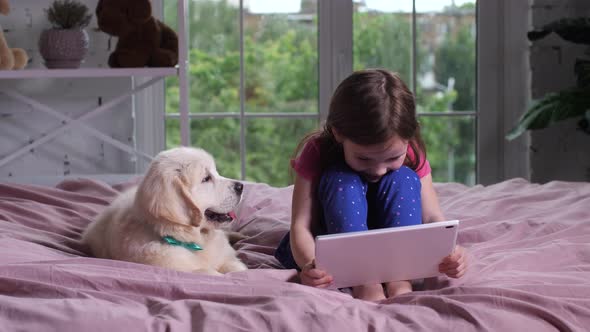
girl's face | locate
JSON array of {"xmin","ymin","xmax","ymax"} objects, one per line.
[{"xmin": 334, "ymin": 131, "xmax": 408, "ymax": 183}]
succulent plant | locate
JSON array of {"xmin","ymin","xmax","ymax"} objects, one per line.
[{"xmin": 45, "ymin": 0, "xmax": 92, "ymax": 30}]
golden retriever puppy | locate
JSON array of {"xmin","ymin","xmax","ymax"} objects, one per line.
[{"xmin": 82, "ymin": 147, "xmax": 248, "ymax": 275}]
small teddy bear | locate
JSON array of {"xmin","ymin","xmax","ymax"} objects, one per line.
[
  {"xmin": 0, "ymin": 0, "xmax": 29, "ymax": 70},
  {"xmin": 96, "ymin": 0, "xmax": 178, "ymax": 68}
]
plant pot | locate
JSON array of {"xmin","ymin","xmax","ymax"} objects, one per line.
[{"xmin": 38, "ymin": 29, "xmax": 89, "ymax": 69}]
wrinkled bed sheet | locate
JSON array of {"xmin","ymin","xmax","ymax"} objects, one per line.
[{"xmin": 1, "ymin": 178, "xmax": 589, "ymax": 331}]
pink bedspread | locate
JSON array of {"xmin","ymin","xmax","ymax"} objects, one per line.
[{"xmin": 1, "ymin": 178, "xmax": 589, "ymax": 331}]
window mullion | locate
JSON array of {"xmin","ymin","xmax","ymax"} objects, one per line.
[
  {"xmin": 239, "ymin": 0, "xmax": 246, "ymax": 180},
  {"xmin": 412, "ymin": 0, "xmax": 417, "ymax": 94},
  {"xmin": 319, "ymin": 0, "xmax": 353, "ymax": 123}
]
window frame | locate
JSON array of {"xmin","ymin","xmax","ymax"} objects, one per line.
[
  {"xmin": 142, "ymin": 0, "xmax": 529, "ymax": 185},
  {"xmin": 324, "ymin": 0, "xmax": 529, "ymax": 184},
  {"xmin": 477, "ymin": 0, "xmax": 530, "ymax": 184}
]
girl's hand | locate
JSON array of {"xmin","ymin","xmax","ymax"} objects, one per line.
[
  {"xmin": 299, "ymin": 260, "xmax": 334, "ymax": 288},
  {"xmin": 439, "ymin": 245, "xmax": 468, "ymax": 278}
]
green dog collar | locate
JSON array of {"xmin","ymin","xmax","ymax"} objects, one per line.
[{"xmin": 162, "ymin": 235, "xmax": 203, "ymax": 251}]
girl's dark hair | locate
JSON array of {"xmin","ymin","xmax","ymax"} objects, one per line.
[{"xmin": 293, "ymin": 68, "xmax": 426, "ymax": 173}]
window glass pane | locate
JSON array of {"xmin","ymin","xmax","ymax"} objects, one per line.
[
  {"xmin": 166, "ymin": 118, "xmax": 241, "ymax": 180},
  {"xmin": 163, "ymin": 1, "xmax": 476, "ymax": 185},
  {"xmin": 244, "ymin": 0, "xmax": 318, "ymax": 114},
  {"xmin": 165, "ymin": 0, "xmax": 241, "ymax": 116},
  {"xmin": 165, "ymin": 1, "xmax": 319, "ymax": 182},
  {"xmin": 420, "ymin": 115, "xmax": 475, "ymax": 185},
  {"xmin": 245, "ymin": 118, "xmax": 317, "ymax": 186},
  {"xmin": 353, "ymin": 1, "xmax": 413, "ymax": 83},
  {"xmin": 416, "ymin": 1, "xmax": 476, "ymax": 112},
  {"xmin": 354, "ymin": 1, "xmax": 477, "ymax": 185},
  {"xmin": 165, "ymin": 118, "xmax": 182, "ymax": 148}
]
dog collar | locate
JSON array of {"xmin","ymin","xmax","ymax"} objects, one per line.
[{"xmin": 162, "ymin": 236, "xmax": 203, "ymax": 251}]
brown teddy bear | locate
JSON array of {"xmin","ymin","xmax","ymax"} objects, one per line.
[
  {"xmin": 96, "ymin": 0, "xmax": 179, "ymax": 68},
  {"xmin": 0, "ymin": 0, "xmax": 28, "ymax": 70}
]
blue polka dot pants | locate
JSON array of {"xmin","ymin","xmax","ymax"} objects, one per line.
[
  {"xmin": 274, "ymin": 163, "xmax": 422, "ymax": 270},
  {"xmin": 318, "ymin": 163, "xmax": 422, "ymax": 233}
]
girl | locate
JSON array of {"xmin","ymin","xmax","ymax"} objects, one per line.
[{"xmin": 274, "ymin": 69, "xmax": 468, "ymax": 301}]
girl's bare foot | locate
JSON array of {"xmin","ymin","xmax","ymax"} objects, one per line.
[
  {"xmin": 385, "ymin": 280, "xmax": 412, "ymax": 297},
  {"xmin": 352, "ymin": 283, "xmax": 386, "ymax": 302}
]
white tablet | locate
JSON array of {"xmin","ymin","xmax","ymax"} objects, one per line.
[{"xmin": 315, "ymin": 220, "xmax": 459, "ymax": 289}]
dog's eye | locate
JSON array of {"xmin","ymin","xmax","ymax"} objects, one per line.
[{"xmin": 202, "ymin": 175, "xmax": 212, "ymax": 183}]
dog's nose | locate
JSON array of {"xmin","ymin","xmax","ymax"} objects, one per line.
[{"xmin": 234, "ymin": 182, "xmax": 243, "ymax": 194}]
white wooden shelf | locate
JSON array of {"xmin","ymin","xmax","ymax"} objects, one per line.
[
  {"xmin": 0, "ymin": 0, "xmax": 191, "ymax": 174},
  {"xmin": 0, "ymin": 67, "xmax": 179, "ymax": 79}
]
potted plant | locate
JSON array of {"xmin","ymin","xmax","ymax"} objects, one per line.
[
  {"xmin": 38, "ymin": 0, "xmax": 92, "ymax": 69},
  {"xmin": 507, "ymin": 17, "xmax": 590, "ymax": 140}
]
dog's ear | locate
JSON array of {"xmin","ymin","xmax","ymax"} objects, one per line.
[
  {"xmin": 127, "ymin": 0, "xmax": 152, "ymax": 25},
  {"xmin": 173, "ymin": 176, "xmax": 204, "ymax": 227},
  {"xmin": 135, "ymin": 162, "xmax": 202, "ymax": 227}
]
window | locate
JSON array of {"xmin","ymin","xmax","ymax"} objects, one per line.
[
  {"xmin": 165, "ymin": 0, "xmax": 318, "ymax": 186},
  {"xmin": 163, "ymin": 0, "xmax": 477, "ymax": 187},
  {"xmin": 353, "ymin": 1, "xmax": 476, "ymax": 185}
]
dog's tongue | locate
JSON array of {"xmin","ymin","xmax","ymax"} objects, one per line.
[{"xmin": 229, "ymin": 211, "xmax": 237, "ymax": 220}]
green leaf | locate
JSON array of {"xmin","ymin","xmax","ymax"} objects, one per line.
[
  {"xmin": 507, "ymin": 87, "xmax": 590, "ymax": 140},
  {"xmin": 46, "ymin": 0, "xmax": 91, "ymax": 29}
]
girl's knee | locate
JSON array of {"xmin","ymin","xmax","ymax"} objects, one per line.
[
  {"xmin": 373, "ymin": 166, "xmax": 422, "ymax": 228},
  {"xmin": 318, "ymin": 164, "xmax": 369, "ymax": 234},
  {"xmin": 319, "ymin": 164, "xmax": 366, "ymax": 196},
  {"xmin": 382, "ymin": 166, "xmax": 421, "ymax": 188},
  {"xmin": 321, "ymin": 164, "xmax": 364, "ymax": 184},
  {"xmin": 381, "ymin": 166, "xmax": 422, "ymax": 193}
]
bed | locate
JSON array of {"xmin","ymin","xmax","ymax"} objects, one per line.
[{"xmin": 1, "ymin": 177, "xmax": 589, "ymax": 331}]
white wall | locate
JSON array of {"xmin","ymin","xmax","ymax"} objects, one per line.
[
  {"xmin": 477, "ymin": 0, "xmax": 531, "ymax": 185},
  {"xmin": 529, "ymin": 0, "xmax": 590, "ymax": 182},
  {"xmin": 0, "ymin": 0, "xmax": 137, "ymax": 178}
]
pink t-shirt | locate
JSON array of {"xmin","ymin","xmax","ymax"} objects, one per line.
[{"xmin": 291, "ymin": 137, "xmax": 431, "ymax": 181}]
